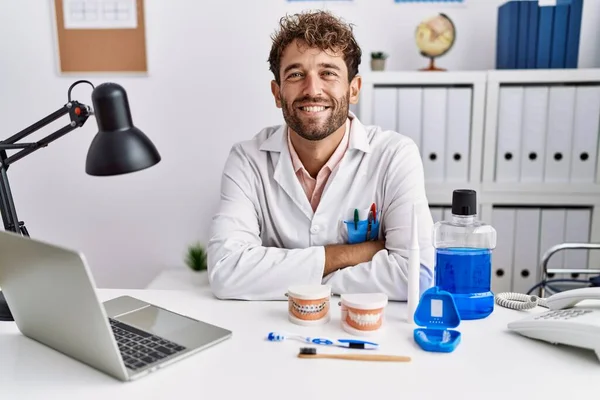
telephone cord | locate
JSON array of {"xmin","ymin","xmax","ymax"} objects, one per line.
[{"xmin": 494, "ymin": 292, "xmax": 548, "ymax": 310}]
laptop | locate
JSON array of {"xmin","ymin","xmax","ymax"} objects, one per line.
[{"xmin": 0, "ymin": 230, "xmax": 232, "ymax": 382}]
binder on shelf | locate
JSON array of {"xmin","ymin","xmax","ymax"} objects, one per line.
[
  {"xmin": 512, "ymin": 208, "xmax": 541, "ymax": 294},
  {"xmin": 539, "ymin": 208, "xmax": 566, "ymax": 280},
  {"xmin": 421, "ymin": 88, "xmax": 447, "ymax": 182},
  {"xmin": 549, "ymin": 3, "xmax": 570, "ymax": 68},
  {"xmin": 569, "ymin": 85, "xmax": 600, "ymax": 183},
  {"xmin": 492, "ymin": 207, "xmax": 516, "ymax": 294},
  {"xmin": 496, "ymin": 0, "xmax": 520, "ymax": 69},
  {"xmin": 495, "ymin": 87, "xmax": 523, "ymax": 182},
  {"xmin": 444, "ymin": 88, "xmax": 472, "ymax": 183},
  {"xmin": 526, "ymin": 1, "xmax": 539, "ymax": 68},
  {"xmin": 558, "ymin": 0, "xmax": 583, "ymax": 68},
  {"xmin": 544, "ymin": 86, "xmax": 576, "ymax": 183},
  {"xmin": 519, "ymin": 86, "xmax": 548, "ymax": 183},
  {"xmin": 397, "ymin": 88, "xmax": 423, "ymax": 151},
  {"xmin": 563, "ymin": 208, "xmax": 591, "ymax": 278},
  {"xmin": 372, "ymin": 87, "xmax": 398, "ymax": 133},
  {"xmin": 516, "ymin": 0, "xmax": 530, "ymax": 69},
  {"xmin": 536, "ymin": 5, "xmax": 555, "ymax": 69}
]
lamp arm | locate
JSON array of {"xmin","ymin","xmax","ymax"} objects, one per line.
[
  {"xmin": 0, "ymin": 101, "xmax": 92, "ymax": 168},
  {"xmin": 0, "ymin": 100, "xmax": 92, "ymax": 235}
]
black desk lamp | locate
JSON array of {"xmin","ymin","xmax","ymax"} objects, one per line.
[{"xmin": 0, "ymin": 80, "xmax": 161, "ymax": 321}]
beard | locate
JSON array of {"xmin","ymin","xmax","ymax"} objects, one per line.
[{"xmin": 281, "ymin": 91, "xmax": 349, "ymax": 141}]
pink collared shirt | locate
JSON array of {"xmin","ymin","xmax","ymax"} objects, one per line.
[{"xmin": 288, "ymin": 119, "xmax": 350, "ymax": 212}]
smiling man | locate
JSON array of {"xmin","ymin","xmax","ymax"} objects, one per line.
[{"xmin": 207, "ymin": 10, "xmax": 435, "ymax": 301}]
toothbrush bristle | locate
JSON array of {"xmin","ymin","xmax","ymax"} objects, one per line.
[{"xmin": 267, "ymin": 332, "xmax": 284, "ymax": 341}]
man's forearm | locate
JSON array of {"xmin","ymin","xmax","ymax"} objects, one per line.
[{"xmin": 323, "ymin": 240, "xmax": 385, "ymax": 276}]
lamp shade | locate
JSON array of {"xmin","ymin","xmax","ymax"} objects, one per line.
[{"xmin": 85, "ymin": 83, "xmax": 161, "ymax": 176}]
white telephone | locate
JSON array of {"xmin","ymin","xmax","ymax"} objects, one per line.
[{"xmin": 502, "ymin": 287, "xmax": 600, "ymax": 361}]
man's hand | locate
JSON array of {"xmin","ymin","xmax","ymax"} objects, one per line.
[{"xmin": 323, "ymin": 240, "xmax": 386, "ymax": 277}]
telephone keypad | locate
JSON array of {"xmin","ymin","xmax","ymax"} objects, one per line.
[{"xmin": 534, "ymin": 309, "xmax": 592, "ymax": 320}]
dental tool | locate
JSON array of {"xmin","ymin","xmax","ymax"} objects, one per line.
[
  {"xmin": 407, "ymin": 203, "xmax": 420, "ymax": 324},
  {"xmin": 266, "ymin": 331, "xmax": 379, "ymax": 350}
]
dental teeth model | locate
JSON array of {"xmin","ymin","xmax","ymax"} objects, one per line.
[
  {"xmin": 339, "ymin": 293, "xmax": 388, "ymax": 336},
  {"xmin": 286, "ymin": 284, "xmax": 331, "ymax": 326}
]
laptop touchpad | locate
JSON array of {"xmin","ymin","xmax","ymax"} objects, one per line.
[{"xmin": 117, "ymin": 306, "xmax": 198, "ymax": 338}]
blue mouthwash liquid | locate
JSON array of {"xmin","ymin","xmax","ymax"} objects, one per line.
[
  {"xmin": 432, "ymin": 189, "xmax": 497, "ymax": 320},
  {"xmin": 435, "ymin": 248, "xmax": 494, "ymax": 320}
]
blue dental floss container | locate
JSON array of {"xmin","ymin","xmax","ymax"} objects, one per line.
[{"xmin": 413, "ymin": 286, "xmax": 461, "ymax": 353}]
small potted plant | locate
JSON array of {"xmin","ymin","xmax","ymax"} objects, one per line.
[
  {"xmin": 371, "ymin": 52, "xmax": 389, "ymax": 71},
  {"xmin": 185, "ymin": 242, "xmax": 207, "ymax": 272}
]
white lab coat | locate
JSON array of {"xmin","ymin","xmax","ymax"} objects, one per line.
[{"xmin": 207, "ymin": 112, "xmax": 435, "ymax": 301}]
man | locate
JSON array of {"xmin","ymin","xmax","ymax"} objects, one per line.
[{"xmin": 207, "ymin": 10, "xmax": 434, "ymax": 301}]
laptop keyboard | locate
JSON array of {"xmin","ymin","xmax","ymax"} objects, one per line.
[{"xmin": 109, "ymin": 318, "xmax": 187, "ymax": 371}]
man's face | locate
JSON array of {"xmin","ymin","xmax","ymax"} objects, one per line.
[{"xmin": 271, "ymin": 39, "xmax": 361, "ymax": 141}]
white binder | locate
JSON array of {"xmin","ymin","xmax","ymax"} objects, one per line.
[
  {"xmin": 495, "ymin": 87, "xmax": 523, "ymax": 182},
  {"xmin": 519, "ymin": 87, "xmax": 549, "ymax": 183},
  {"xmin": 421, "ymin": 88, "xmax": 447, "ymax": 182},
  {"xmin": 544, "ymin": 86, "xmax": 576, "ymax": 183},
  {"xmin": 539, "ymin": 208, "xmax": 566, "ymax": 280},
  {"xmin": 491, "ymin": 207, "xmax": 516, "ymax": 294},
  {"xmin": 512, "ymin": 208, "xmax": 541, "ymax": 294},
  {"xmin": 563, "ymin": 208, "xmax": 591, "ymax": 278},
  {"xmin": 569, "ymin": 86, "xmax": 600, "ymax": 183},
  {"xmin": 397, "ymin": 88, "xmax": 423, "ymax": 150},
  {"xmin": 372, "ymin": 87, "xmax": 397, "ymax": 133},
  {"xmin": 445, "ymin": 88, "xmax": 472, "ymax": 182}
]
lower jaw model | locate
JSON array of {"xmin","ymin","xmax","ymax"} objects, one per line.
[{"xmin": 346, "ymin": 309, "xmax": 383, "ymax": 331}]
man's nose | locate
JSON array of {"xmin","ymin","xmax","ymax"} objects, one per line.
[{"xmin": 302, "ymin": 73, "xmax": 323, "ymax": 97}]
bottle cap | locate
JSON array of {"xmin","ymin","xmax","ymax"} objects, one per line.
[{"xmin": 451, "ymin": 189, "xmax": 477, "ymax": 216}]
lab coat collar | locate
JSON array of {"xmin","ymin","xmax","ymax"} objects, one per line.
[
  {"xmin": 258, "ymin": 111, "xmax": 371, "ymax": 222},
  {"xmin": 259, "ymin": 111, "xmax": 371, "ymax": 154}
]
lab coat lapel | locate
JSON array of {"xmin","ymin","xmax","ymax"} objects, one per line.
[{"xmin": 260, "ymin": 124, "xmax": 313, "ymax": 221}]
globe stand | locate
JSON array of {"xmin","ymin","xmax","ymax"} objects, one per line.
[{"xmin": 419, "ymin": 57, "xmax": 446, "ymax": 72}]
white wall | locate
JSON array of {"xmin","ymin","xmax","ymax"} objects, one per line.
[{"xmin": 0, "ymin": 0, "xmax": 598, "ymax": 289}]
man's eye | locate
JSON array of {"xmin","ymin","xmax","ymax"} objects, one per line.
[
  {"xmin": 322, "ymin": 71, "xmax": 337, "ymax": 77},
  {"xmin": 287, "ymin": 72, "xmax": 302, "ymax": 79}
]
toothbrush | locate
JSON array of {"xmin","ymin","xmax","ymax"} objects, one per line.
[
  {"xmin": 267, "ymin": 331, "xmax": 379, "ymax": 350},
  {"xmin": 407, "ymin": 203, "xmax": 420, "ymax": 325}
]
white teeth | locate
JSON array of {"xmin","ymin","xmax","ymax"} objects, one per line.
[
  {"xmin": 292, "ymin": 301, "xmax": 326, "ymax": 314},
  {"xmin": 348, "ymin": 311, "xmax": 381, "ymax": 326},
  {"xmin": 301, "ymin": 106, "xmax": 326, "ymax": 112}
]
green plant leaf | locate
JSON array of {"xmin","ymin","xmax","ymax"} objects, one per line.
[{"xmin": 185, "ymin": 242, "xmax": 207, "ymax": 272}]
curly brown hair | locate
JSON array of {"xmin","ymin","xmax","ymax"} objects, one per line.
[{"xmin": 268, "ymin": 10, "xmax": 362, "ymax": 85}]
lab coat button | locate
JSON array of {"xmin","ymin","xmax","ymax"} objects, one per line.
[{"xmin": 310, "ymin": 225, "xmax": 320, "ymax": 234}]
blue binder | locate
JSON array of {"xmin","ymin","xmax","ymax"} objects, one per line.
[
  {"xmin": 516, "ymin": 0, "xmax": 530, "ymax": 69},
  {"xmin": 558, "ymin": 0, "xmax": 583, "ymax": 68},
  {"xmin": 536, "ymin": 5, "xmax": 554, "ymax": 68},
  {"xmin": 550, "ymin": 3, "xmax": 570, "ymax": 68},
  {"xmin": 526, "ymin": 1, "xmax": 539, "ymax": 68},
  {"xmin": 496, "ymin": 1, "xmax": 520, "ymax": 69}
]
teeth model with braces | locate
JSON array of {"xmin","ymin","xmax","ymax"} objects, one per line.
[{"xmin": 291, "ymin": 300, "xmax": 327, "ymax": 315}]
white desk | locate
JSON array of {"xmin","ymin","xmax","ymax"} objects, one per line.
[{"xmin": 0, "ymin": 286, "xmax": 597, "ymax": 399}]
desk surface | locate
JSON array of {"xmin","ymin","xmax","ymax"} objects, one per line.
[{"xmin": 1, "ymin": 286, "xmax": 597, "ymax": 399}]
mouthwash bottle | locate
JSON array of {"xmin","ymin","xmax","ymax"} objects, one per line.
[{"xmin": 433, "ymin": 189, "xmax": 497, "ymax": 320}]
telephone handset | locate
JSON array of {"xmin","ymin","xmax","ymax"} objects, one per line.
[
  {"xmin": 503, "ymin": 287, "xmax": 600, "ymax": 361},
  {"xmin": 495, "ymin": 287, "xmax": 600, "ymax": 311}
]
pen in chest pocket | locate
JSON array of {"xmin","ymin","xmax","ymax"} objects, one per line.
[
  {"xmin": 354, "ymin": 209, "xmax": 359, "ymax": 230},
  {"xmin": 366, "ymin": 210, "xmax": 373, "ymax": 241}
]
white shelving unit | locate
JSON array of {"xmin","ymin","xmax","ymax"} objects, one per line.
[{"xmin": 357, "ymin": 68, "xmax": 600, "ymax": 293}]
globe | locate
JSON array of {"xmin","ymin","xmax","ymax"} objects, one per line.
[{"xmin": 415, "ymin": 13, "xmax": 456, "ymax": 71}]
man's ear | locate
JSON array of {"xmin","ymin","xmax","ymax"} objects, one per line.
[
  {"xmin": 271, "ymin": 80, "xmax": 282, "ymax": 108},
  {"xmin": 349, "ymin": 75, "xmax": 362, "ymax": 105}
]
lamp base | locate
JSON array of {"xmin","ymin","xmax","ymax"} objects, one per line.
[{"xmin": 0, "ymin": 291, "xmax": 14, "ymax": 321}]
